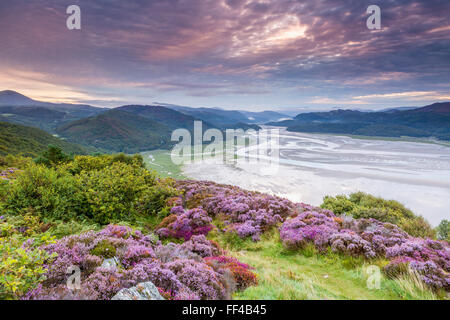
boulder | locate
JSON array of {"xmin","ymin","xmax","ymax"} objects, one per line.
[
  {"xmin": 101, "ymin": 257, "xmax": 120, "ymax": 270},
  {"xmin": 111, "ymin": 282, "xmax": 165, "ymax": 300}
]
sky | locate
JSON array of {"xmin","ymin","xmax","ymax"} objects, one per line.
[{"xmin": 0, "ymin": 0, "xmax": 449, "ymax": 112}]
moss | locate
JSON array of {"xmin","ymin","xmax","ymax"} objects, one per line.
[{"xmin": 90, "ymin": 240, "xmax": 117, "ymax": 259}]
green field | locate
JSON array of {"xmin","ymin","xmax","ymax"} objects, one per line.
[{"xmin": 141, "ymin": 149, "xmax": 188, "ymax": 179}]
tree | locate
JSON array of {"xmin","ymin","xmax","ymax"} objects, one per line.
[{"xmin": 34, "ymin": 145, "xmax": 72, "ymax": 167}]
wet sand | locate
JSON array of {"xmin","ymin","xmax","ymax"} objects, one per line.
[{"xmin": 183, "ymin": 128, "xmax": 450, "ymax": 226}]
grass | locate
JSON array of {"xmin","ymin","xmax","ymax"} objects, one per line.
[
  {"xmin": 141, "ymin": 150, "xmax": 187, "ymax": 179},
  {"xmin": 208, "ymin": 229, "xmax": 444, "ymax": 300}
]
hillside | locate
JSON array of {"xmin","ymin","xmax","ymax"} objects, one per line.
[
  {"xmin": 269, "ymin": 102, "xmax": 450, "ymax": 140},
  {"xmin": 55, "ymin": 109, "xmax": 173, "ymax": 153},
  {"xmin": 1, "ymin": 157, "xmax": 447, "ymax": 300},
  {"xmin": 115, "ymin": 105, "xmax": 215, "ymax": 130},
  {"xmin": 167, "ymin": 105, "xmax": 287, "ymax": 127},
  {"xmin": 0, "ymin": 121, "xmax": 88, "ymax": 157},
  {"xmin": 0, "ymin": 90, "xmax": 105, "ymax": 131}
]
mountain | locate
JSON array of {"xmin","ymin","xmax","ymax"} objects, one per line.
[
  {"xmin": 240, "ymin": 111, "xmax": 290, "ymax": 123},
  {"xmin": 269, "ymin": 102, "xmax": 450, "ymax": 141},
  {"xmin": 0, "ymin": 121, "xmax": 89, "ymax": 157},
  {"xmin": 0, "ymin": 90, "xmax": 38, "ymax": 106},
  {"xmin": 0, "ymin": 90, "xmax": 105, "ymax": 131},
  {"xmin": 115, "ymin": 105, "xmax": 215, "ymax": 131},
  {"xmin": 378, "ymin": 106, "xmax": 419, "ymax": 113},
  {"xmin": 165, "ymin": 105, "xmax": 287, "ymax": 127},
  {"xmin": 55, "ymin": 109, "xmax": 174, "ymax": 153}
]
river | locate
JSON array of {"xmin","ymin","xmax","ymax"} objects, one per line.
[{"xmin": 182, "ymin": 128, "xmax": 450, "ymax": 226}]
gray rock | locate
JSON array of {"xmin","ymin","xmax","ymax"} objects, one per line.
[
  {"xmin": 111, "ymin": 281, "xmax": 165, "ymax": 300},
  {"xmin": 101, "ymin": 257, "xmax": 120, "ymax": 270}
]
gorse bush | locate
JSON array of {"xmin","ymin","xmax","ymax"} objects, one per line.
[
  {"xmin": 62, "ymin": 153, "xmax": 144, "ymax": 175},
  {"xmin": 321, "ymin": 192, "xmax": 435, "ymax": 238},
  {"xmin": 0, "ymin": 155, "xmax": 177, "ymax": 224},
  {"xmin": 1, "ymin": 164, "xmax": 82, "ymax": 220}
]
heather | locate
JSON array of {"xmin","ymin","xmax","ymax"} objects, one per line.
[
  {"xmin": 176, "ymin": 180, "xmax": 293, "ymax": 241},
  {"xmin": 22, "ymin": 225, "xmax": 256, "ymax": 300},
  {"xmin": 279, "ymin": 209, "xmax": 450, "ymax": 292},
  {"xmin": 156, "ymin": 206, "xmax": 213, "ymax": 241}
]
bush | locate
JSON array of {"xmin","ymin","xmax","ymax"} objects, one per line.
[
  {"xmin": 156, "ymin": 207, "xmax": 213, "ymax": 241},
  {"xmin": 75, "ymin": 161, "xmax": 176, "ymax": 224},
  {"xmin": 34, "ymin": 145, "xmax": 72, "ymax": 167},
  {"xmin": 0, "ymin": 155, "xmax": 32, "ymax": 170},
  {"xmin": 0, "ymin": 237, "xmax": 56, "ymax": 299},
  {"xmin": 1, "ymin": 164, "xmax": 82, "ymax": 220},
  {"xmin": 25, "ymin": 225, "xmax": 253, "ymax": 300},
  {"xmin": 321, "ymin": 192, "xmax": 435, "ymax": 238},
  {"xmin": 1, "ymin": 156, "xmax": 178, "ymax": 224},
  {"xmin": 62, "ymin": 153, "xmax": 144, "ymax": 175},
  {"xmin": 436, "ymin": 220, "xmax": 449, "ymax": 242}
]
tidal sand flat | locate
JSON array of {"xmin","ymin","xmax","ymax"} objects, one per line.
[{"xmin": 183, "ymin": 129, "xmax": 450, "ymax": 226}]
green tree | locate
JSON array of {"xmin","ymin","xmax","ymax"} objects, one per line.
[{"xmin": 34, "ymin": 145, "xmax": 72, "ymax": 167}]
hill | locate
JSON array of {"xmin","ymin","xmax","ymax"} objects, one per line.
[
  {"xmin": 269, "ymin": 102, "xmax": 450, "ymax": 140},
  {"xmin": 0, "ymin": 121, "xmax": 89, "ymax": 157},
  {"xmin": 0, "ymin": 90, "xmax": 105, "ymax": 131},
  {"xmin": 115, "ymin": 105, "xmax": 215, "ymax": 131},
  {"xmin": 166, "ymin": 105, "xmax": 287, "ymax": 127},
  {"xmin": 55, "ymin": 109, "xmax": 173, "ymax": 153}
]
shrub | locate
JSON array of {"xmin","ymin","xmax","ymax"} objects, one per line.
[
  {"xmin": 205, "ymin": 256, "xmax": 258, "ymax": 290},
  {"xmin": 156, "ymin": 207, "xmax": 213, "ymax": 241},
  {"xmin": 62, "ymin": 154, "xmax": 144, "ymax": 175},
  {"xmin": 1, "ymin": 164, "xmax": 82, "ymax": 220},
  {"xmin": 0, "ymin": 155, "xmax": 32, "ymax": 170},
  {"xmin": 1, "ymin": 157, "xmax": 177, "ymax": 224},
  {"xmin": 24, "ymin": 225, "xmax": 253, "ymax": 300},
  {"xmin": 176, "ymin": 180, "xmax": 292, "ymax": 241},
  {"xmin": 34, "ymin": 145, "xmax": 72, "ymax": 167},
  {"xmin": 321, "ymin": 192, "xmax": 435, "ymax": 238},
  {"xmin": 0, "ymin": 235, "xmax": 56, "ymax": 299},
  {"xmin": 436, "ymin": 220, "xmax": 449, "ymax": 242}
]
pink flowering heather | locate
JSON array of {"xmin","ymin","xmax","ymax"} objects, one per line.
[
  {"xmin": 280, "ymin": 211, "xmax": 450, "ymax": 291},
  {"xmin": 156, "ymin": 207, "xmax": 213, "ymax": 241},
  {"xmin": 176, "ymin": 180, "xmax": 293, "ymax": 240},
  {"xmin": 25, "ymin": 225, "xmax": 252, "ymax": 300},
  {"xmin": 279, "ymin": 210, "xmax": 340, "ymax": 250}
]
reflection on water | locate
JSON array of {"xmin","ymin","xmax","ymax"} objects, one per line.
[{"xmin": 183, "ymin": 128, "xmax": 450, "ymax": 226}]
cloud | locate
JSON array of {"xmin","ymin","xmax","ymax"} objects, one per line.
[{"xmin": 0, "ymin": 0, "xmax": 448, "ymax": 109}]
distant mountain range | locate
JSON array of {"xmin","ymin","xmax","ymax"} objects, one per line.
[
  {"xmin": 165, "ymin": 105, "xmax": 288, "ymax": 127},
  {"xmin": 1, "ymin": 90, "xmax": 449, "ymax": 154},
  {"xmin": 0, "ymin": 90, "xmax": 104, "ymax": 131},
  {"xmin": 0, "ymin": 90, "xmax": 276, "ymax": 153},
  {"xmin": 268, "ymin": 102, "xmax": 450, "ymax": 141}
]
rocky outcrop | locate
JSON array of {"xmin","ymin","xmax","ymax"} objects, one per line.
[{"xmin": 111, "ymin": 282, "xmax": 165, "ymax": 300}]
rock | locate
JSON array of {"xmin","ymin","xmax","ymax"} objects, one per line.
[
  {"xmin": 101, "ymin": 257, "xmax": 120, "ymax": 270},
  {"xmin": 111, "ymin": 282, "xmax": 165, "ymax": 300}
]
